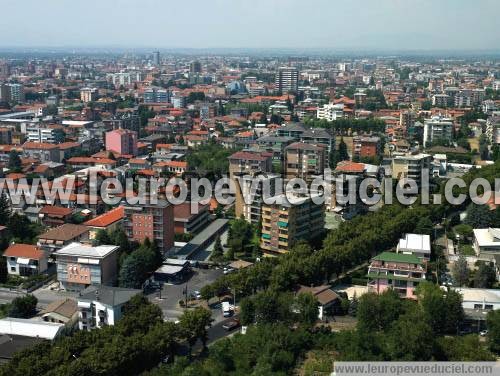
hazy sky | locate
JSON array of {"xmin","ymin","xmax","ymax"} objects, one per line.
[{"xmin": 0, "ymin": 0, "xmax": 498, "ymax": 50}]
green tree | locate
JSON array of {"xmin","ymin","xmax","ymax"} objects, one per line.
[
  {"xmin": 0, "ymin": 193, "xmax": 11, "ymax": 226},
  {"xmin": 179, "ymin": 307, "xmax": 213, "ymax": 354},
  {"xmin": 356, "ymin": 290, "xmax": 402, "ymax": 332},
  {"xmin": 8, "ymin": 150, "xmax": 22, "ymax": 172},
  {"xmin": 211, "ymin": 234, "xmax": 223, "ymax": 261},
  {"xmin": 295, "ymin": 292, "xmax": 319, "ymax": 327},
  {"xmin": 474, "ymin": 262, "xmax": 496, "ymax": 288},
  {"xmin": 487, "ymin": 309, "xmax": 500, "ymax": 354},
  {"xmin": 464, "ymin": 203, "xmax": 493, "ymax": 228},
  {"xmin": 414, "ymin": 217, "xmax": 433, "ymax": 236},
  {"xmin": 452, "ymin": 255, "xmax": 470, "ymax": 287},
  {"xmin": 8, "ymin": 295, "xmax": 38, "ymax": 318}
]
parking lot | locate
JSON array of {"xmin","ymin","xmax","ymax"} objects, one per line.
[{"xmin": 147, "ymin": 267, "xmax": 224, "ymax": 322}]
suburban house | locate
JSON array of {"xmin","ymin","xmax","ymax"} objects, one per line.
[
  {"xmin": 367, "ymin": 252, "xmax": 427, "ymax": 299},
  {"xmin": 396, "ymin": 233, "xmax": 431, "ymax": 261},
  {"xmin": 4, "ymin": 243, "xmax": 48, "ymax": 277},
  {"xmin": 77, "ymin": 285, "xmax": 141, "ymax": 331},
  {"xmin": 473, "ymin": 228, "xmax": 500, "ymax": 260},
  {"xmin": 38, "ymin": 206, "xmax": 74, "ymax": 228},
  {"xmin": 37, "ymin": 224, "xmax": 90, "ymax": 254},
  {"xmin": 54, "ymin": 242, "xmax": 119, "ymax": 291},
  {"xmin": 83, "ymin": 206, "xmax": 125, "ymax": 239},
  {"xmin": 296, "ymin": 285, "xmax": 341, "ymax": 319}
]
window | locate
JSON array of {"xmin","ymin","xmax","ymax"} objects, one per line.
[
  {"xmin": 10, "ymin": 266, "xmax": 16, "ymax": 272},
  {"xmin": 485, "ymin": 304, "xmax": 494, "ymax": 310}
]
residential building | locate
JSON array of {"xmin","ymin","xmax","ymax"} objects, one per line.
[
  {"xmin": 228, "ymin": 151, "xmax": 273, "ymax": 179},
  {"xmin": 473, "ymin": 228, "xmax": 500, "ymax": 260},
  {"xmin": 54, "ymin": 242, "xmax": 119, "ymax": 291},
  {"xmin": 431, "ymin": 94, "xmax": 450, "ymax": 107},
  {"xmin": 391, "ymin": 153, "xmax": 432, "ymax": 188},
  {"xmin": 275, "ymin": 67, "xmax": 299, "ymax": 93},
  {"xmin": 22, "ymin": 142, "xmax": 61, "ymax": 163},
  {"xmin": 423, "ymin": 116, "xmax": 453, "ymax": 147},
  {"xmin": 4, "ymin": 244, "xmax": 48, "ymax": 277},
  {"xmin": 367, "ymin": 252, "xmax": 427, "ymax": 299},
  {"xmin": 173, "ymin": 202, "xmax": 210, "ymax": 234},
  {"xmin": 277, "ymin": 122, "xmax": 333, "ymax": 153},
  {"xmin": 77, "ymin": 285, "xmax": 141, "ymax": 331},
  {"xmin": 284, "ymin": 142, "xmax": 326, "ymax": 184},
  {"xmin": 396, "ymin": 233, "xmax": 431, "ymax": 261},
  {"xmin": 144, "ymin": 87, "xmax": 170, "ymax": 103},
  {"xmin": 234, "ymin": 172, "xmax": 280, "ymax": 224},
  {"xmin": 352, "ymin": 136, "xmax": 381, "ymax": 159},
  {"xmin": 316, "ymin": 103, "xmax": 344, "ymax": 121},
  {"xmin": 84, "ymin": 206, "xmax": 125, "ymax": 239},
  {"xmin": 260, "ymin": 194, "xmax": 324, "ymax": 256},
  {"xmin": 39, "ymin": 206, "xmax": 74, "ymax": 228},
  {"xmin": 40, "ymin": 299, "xmax": 78, "ymax": 325},
  {"xmin": 7, "ymin": 83, "xmax": 24, "ymax": 103},
  {"xmin": 123, "ymin": 200, "xmax": 174, "ymax": 252},
  {"xmin": 38, "ymin": 224, "xmax": 90, "ymax": 254},
  {"xmin": 80, "ymin": 87, "xmax": 98, "ymax": 103},
  {"xmin": 105, "ymin": 128, "xmax": 138, "ymax": 156}
]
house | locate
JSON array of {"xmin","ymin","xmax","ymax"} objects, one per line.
[
  {"xmin": 296, "ymin": 285, "xmax": 341, "ymax": 319},
  {"xmin": 39, "ymin": 205, "xmax": 74, "ymax": 228},
  {"xmin": 0, "ymin": 318, "xmax": 64, "ymax": 340},
  {"xmin": 54, "ymin": 242, "xmax": 119, "ymax": 291},
  {"xmin": 396, "ymin": 233, "xmax": 431, "ymax": 261},
  {"xmin": 39, "ymin": 298, "xmax": 78, "ymax": 325},
  {"xmin": 367, "ymin": 252, "xmax": 427, "ymax": 299},
  {"xmin": 473, "ymin": 228, "xmax": 500, "ymax": 260},
  {"xmin": 83, "ymin": 206, "xmax": 125, "ymax": 239},
  {"xmin": 77, "ymin": 285, "xmax": 141, "ymax": 331},
  {"xmin": 37, "ymin": 224, "xmax": 90, "ymax": 254},
  {"xmin": 4, "ymin": 244, "xmax": 48, "ymax": 277}
]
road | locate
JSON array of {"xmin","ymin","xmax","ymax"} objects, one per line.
[{"xmin": 0, "ymin": 287, "xmax": 78, "ymax": 308}]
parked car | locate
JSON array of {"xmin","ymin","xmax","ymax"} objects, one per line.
[
  {"xmin": 192, "ymin": 290, "xmax": 202, "ymax": 300},
  {"xmin": 480, "ymin": 330, "xmax": 488, "ymax": 337},
  {"xmin": 222, "ymin": 319, "xmax": 240, "ymax": 331},
  {"xmin": 223, "ymin": 267, "xmax": 234, "ymax": 275}
]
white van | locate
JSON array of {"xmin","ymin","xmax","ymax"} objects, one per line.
[{"xmin": 222, "ymin": 301, "xmax": 232, "ymax": 317}]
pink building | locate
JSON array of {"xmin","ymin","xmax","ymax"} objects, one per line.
[
  {"xmin": 105, "ymin": 129, "xmax": 138, "ymax": 156},
  {"xmin": 367, "ymin": 252, "xmax": 426, "ymax": 299}
]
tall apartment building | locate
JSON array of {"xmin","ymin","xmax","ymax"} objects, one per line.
[
  {"xmin": 54, "ymin": 242, "xmax": 119, "ymax": 291},
  {"xmin": 391, "ymin": 153, "xmax": 432, "ymax": 188},
  {"xmin": 260, "ymin": 194, "xmax": 324, "ymax": 256},
  {"xmin": 123, "ymin": 201, "xmax": 174, "ymax": 252},
  {"xmin": 7, "ymin": 83, "xmax": 24, "ymax": 103},
  {"xmin": 277, "ymin": 122, "xmax": 334, "ymax": 153},
  {"xmin": 284, "ymin": 142, "xmax": 327, "ymax": 184},
  {"xmin": 80, "ymin": 87, "xmax": 98, "ymax": 103},
  {"xmin": 107, "ymin": 71, "xmax": 146, "ymax": 87},
  {"xmin": 105, "ymin": 128, "xmax": 138, "ymax": 156},
  {"xmin": 423, "ymin": 116, "xmax": 453, "ymax": 147},
  {"xmin": 144, "ymin": 87, "xmax": 170, "ymax": 103},
  {"xmin": 400, "ymin": 110, "xmax": 416, "ymax": 128},
  {"xmin": 190, "ymin": 60, "xmax": 202, "ymax": 74},
  {"xmin": 228, "ymin": 151, "xmax": 273, "ymax": 179},
  {"xmin": 0, "ymin": 84, "xmax": 9, "ymax": 102},
  {"xmin": 152, "ymin": 51, "xmax": 160, "ymax": 66},
  {"xmin": 431, "ymin": 94, "xmax": 450, "ymax": 108},
  {"xmin": 275, "ymin": 67, "xmax": 299, "ymax": 93},
  {"xmin": 367, "ymin": 252, "xmax": 427, "ymax": 299},
  {"xmin": 234, "ymin": 172, "xmax": 280, "ymax": 224}
]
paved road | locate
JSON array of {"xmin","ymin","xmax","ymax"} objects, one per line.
[{"xmin": 147, "ymin": 267, "xmax": 224, "ymax": 322}]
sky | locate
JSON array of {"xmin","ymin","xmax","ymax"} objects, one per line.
[{"xmin": 0, "ymin": 0, "xmax": 498, "ymax": 51}]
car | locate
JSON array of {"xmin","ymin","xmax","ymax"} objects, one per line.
[
  {"xmin": 223, "ymin": 267, "xmax": 234, "ymax": 275},
  {"xmin": 192, "ymin": 290, "xmax": 202, "ymax": 300},
  {"xmin": 222, "ymin": 319, "xmax": 240, "ymax": 331},
  {"xmin": 480, "ymin": 330, "xmax": 488, "ymax": 337}
]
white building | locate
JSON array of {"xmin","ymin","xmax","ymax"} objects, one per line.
[
  {"xmin": 396, "ymin": 233, "xmax": 431, "ymax": 261},
  {"xmin": 473, "ymin": 228, "xmax": 500, "ymax": 260},
  {"xmin": 275, "ymin": 67, "xmax": 299, "ymax": 93},
  {"xmin": 4, "ymin": 244, "xmax": 48, "ymax": 277},
  {"xmin": 316, "ymin": 103, "xmax": 344, "ymax": 121},
  {"xmin": 454, "ymin": 288, "xmax": 500, "ymax": 311},
  {"xmin": 77, "ymin": 285, "xmax": 141, "ymax": 331},
  {"xmin": 423, "ymin": 116, "xmax": 453, "ymax": 147}
]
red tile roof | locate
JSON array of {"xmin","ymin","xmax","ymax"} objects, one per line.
[
  {"xmin": 83, "ymin": 206, "xmax": 125, "ymax": 228},
  {"xmin": 4, "ymin": 243, "xmax": 45, "ymax": 260}
]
